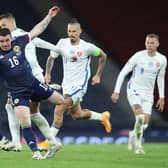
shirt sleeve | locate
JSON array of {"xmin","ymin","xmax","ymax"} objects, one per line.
[
  {"xmin": 87, "ymin": 43, "xmax": 101, "ymax": 56},
  {"xmin": 32, "ymin": 38, "xmax": 57, "ymax": 51},
  {"xmin": 157, "ymin": 56, "xmax": 167, "ymax": 98},
  {"xmin": 16, "ymin": 33, "xmax": 30, "ymax": 47},
  {"xmin": 114, "ymin": 54, "xmax": 137, "ymax": 93},
  {"xmin": 50, "ymin": 39, "xmax": 62, "ymax": 59}
]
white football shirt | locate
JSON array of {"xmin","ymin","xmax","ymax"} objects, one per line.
[
  {"xmin": 50, "ymin": 38, "xmax": 101, "ymax": 89},
  {"xmin": 114, "ymin": 50, "xmax": 167, "ymax": 97}
]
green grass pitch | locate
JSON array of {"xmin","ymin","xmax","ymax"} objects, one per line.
[{"xmin": 1, "ymin": 143, "xmax": 168, "ymax": 168}]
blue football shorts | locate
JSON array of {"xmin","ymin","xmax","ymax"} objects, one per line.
[{"xmin": 11, "ymin": 79, "xmax": 54, "ymax": 107}]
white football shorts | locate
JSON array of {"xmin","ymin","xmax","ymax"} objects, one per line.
[
  {"xmin": 63, "ymin": 84, "xmax": 87, "ymax": 106},
  {"xmin": 127, "ymin": 88, "xmax": 153, "ymax": 115}
]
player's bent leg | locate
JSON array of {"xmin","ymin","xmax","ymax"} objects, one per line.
[
  {"xmin": 70, "ymin": 104, "xmax": 112, "ymax": 133},
  {"xmin": 47, "ymin": 91, "xmax": 64, "ymax": 105},
  {"xmin": 30, "ymin": 101, "xmax": 61, "ymax": 152},
  {"xmin": 15, "ymin": 106, "xmax": 42, "ymax": 158},
  {"xmin": 71, "ymin": 109, "xmax": 90, "ymax": 120},
  {"xmin": 38, "ymin": 96, "xmax": 71, "ymax": 152},
  {"xmin": 38, "ymin": 126, "xmax": 61, "ymax": 152},
  {"xmin": 38, "ymin": 103, "xmax": 67, "ymax": 151},
  {"xmin": 31, "ymin": 112, "xmax": 50, "ymax": 151},
  {"xmin": 51, "ymin": 97, "xmax": 72, "ymax": 135}
]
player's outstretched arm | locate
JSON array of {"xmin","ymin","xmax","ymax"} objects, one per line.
[
  {"xmin": 32, "ymin": 38, "xmax": 57, "ymax": 50},
  {"xmin": 30, "ymin": 6, "xmax": 60, "ymax": 40}
]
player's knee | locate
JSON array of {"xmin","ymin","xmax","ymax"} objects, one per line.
[
  {"xmin": 20, "ymin": 117, "xmax": 31, "ymax": 127},
  {"xmin": 56, "ymin": 96, "xmax": 65, "ymax": 105},
  {"xmin": 71, "ymin": 112, "xmax": 81, "ymax": 120}
]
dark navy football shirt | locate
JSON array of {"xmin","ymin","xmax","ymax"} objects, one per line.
[{"xmin": 0, "ymin": 34, "xmax": 36, "ymax": 93}]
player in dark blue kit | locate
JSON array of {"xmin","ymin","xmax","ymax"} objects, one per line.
[{"xmin": 0, "ymin": 6, "xmax": 64, "ymax": 160}]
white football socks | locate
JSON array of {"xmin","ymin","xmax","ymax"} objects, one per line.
[
  {"xmin": 31, "ymin": 112, "xmax": 56, "ymax": 144},
  {"xmin": 89, "ymin": 111, "xmax": 102, "ymax": 120},
  {"xmin": 134, "ymin": 114, "xmax": 144, "ymax": 147},
  {"xmin": 5, "ymin": 104, "xmax": 21, "ymax": 145},
  {"xmin": 50, "ymin": 126, "xmax": 60, "ymax": 137}
]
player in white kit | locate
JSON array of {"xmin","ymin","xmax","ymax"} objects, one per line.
[
  {"xmin": 0, "ymin": 12, "xmax": 62, "ymax": 157},
  {"xmin": 38, "ymin": 18, "xmax": 112, "ymax": 150},
  {"xmin": 111, "ymin": 34, "xmax": 167, "ymax": 154}
]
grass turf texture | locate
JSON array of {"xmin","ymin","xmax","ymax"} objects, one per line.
[{"xmin": 0, "ymin": 143, "xmax": 168, "ymax": 168}]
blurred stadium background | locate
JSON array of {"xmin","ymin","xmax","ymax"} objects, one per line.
[{"xmin": 0, "ymin": 0, "xmax": 168, "ymax": 144}]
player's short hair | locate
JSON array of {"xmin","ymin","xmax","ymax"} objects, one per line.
[
  {"xmin": 0, "ymin": 12, "xmax": 15, "ymax": 21},
  {"xmin": 69, "ymin": 18, "xmax": 79, "ymax": 24},
  {"xmin": 68, "ymin": 18, "xmax": 80, "ymax": 25},
  {"xmin": 0, "ymin": 28, "xmax": 11, "ymax": 36},
  {"xmin": 146, "ymin": 33, "xmax": 159, "ymax": 41}
]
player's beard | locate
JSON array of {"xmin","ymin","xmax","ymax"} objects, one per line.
[{"xmin": 70, "ymin": 36, "xmax": 76, "ymax": 44}]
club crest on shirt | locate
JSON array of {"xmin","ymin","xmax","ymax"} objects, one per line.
[
  {"xmin": 13, "ymin": 45, "xmax": 20, "ymax": 54},
  {"xmin": 77, "ymin": 51, "xmax": 83, "ymax": 57},
  {"xmin": 14, "ymin": 98, "xmax": 19, "ymax": 104},
  {"xmin": 156, "ymin": 62, "xmax": 160, "ymax": 67}
]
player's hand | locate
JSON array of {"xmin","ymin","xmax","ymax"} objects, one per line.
[
  {"xmin": 48, "ymin": 6, "xmax": 60, "ymax": 18},
  {"xmin": 91, "ymin": 75, "xmax": 101, "ymax": 85},
  {"xmin": 111, "ymin": 92, "xmax": 120, "ymax": 103},
  {"xmin": 44, "ymin": 73, "xmax": 51, "ymax": 84},
  {"xmin": 156, "ymin": 98, "xmax": 165, "ymax": 112}
]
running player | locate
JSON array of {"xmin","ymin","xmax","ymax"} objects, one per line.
[
  {"xmin": 111, "ymin": 34, "xmax": 167, "ymax": 154},
  {"xmin": 38, "ymin": 18, "xmax": 112, "ymax": 150}
]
